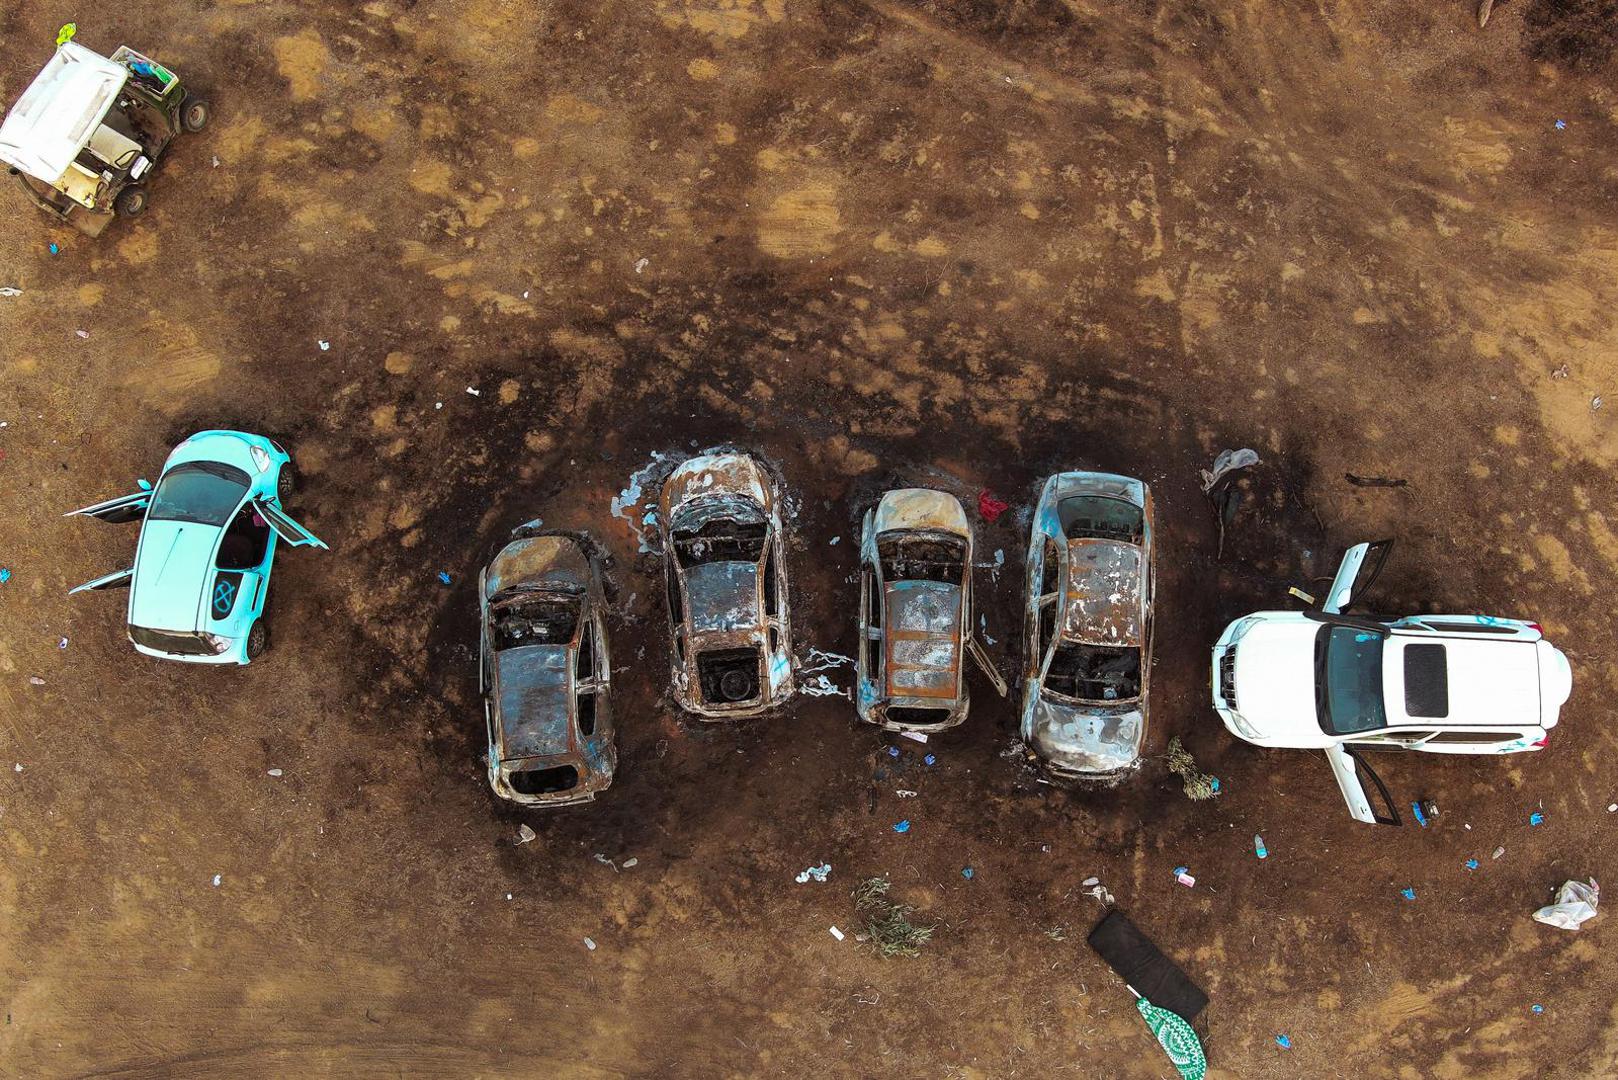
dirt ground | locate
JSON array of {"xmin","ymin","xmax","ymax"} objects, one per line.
[{"xmin": 2, "ymin": 0, "xmax": 1617, "ymax": 1076}]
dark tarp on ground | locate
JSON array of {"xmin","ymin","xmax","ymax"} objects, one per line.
[{"xmin": 1087, "ymin": 909, "xmax": 1209, "ymax": 1023}]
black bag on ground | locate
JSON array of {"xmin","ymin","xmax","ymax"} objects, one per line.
[{"xmin": 1087, "ymin": 909, "xmax": 1208, "ymax": 1022}]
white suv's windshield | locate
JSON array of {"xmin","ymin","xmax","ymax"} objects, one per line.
[{"xmin": 1316, "ymin": 625, "xmax": 1387, "ymax": 735}]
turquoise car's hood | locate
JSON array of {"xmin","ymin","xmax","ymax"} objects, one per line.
[{"xmin": 129, "ymin": 520, "xmax": 221, "ymax": 631}]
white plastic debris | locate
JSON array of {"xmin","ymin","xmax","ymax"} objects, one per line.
[
  {"xmin": 1594, "ymin": 396, "xmax": 1605, "ymax": 412},
  {"xmin": 1200, "ymin": 447, "xmax": 1260, "ymax": 493},
  {"xmin": 0, "ymin": 287, "xmax": 21, "ymax": 297},
  {"xmin": 466, "ymin": 387, "xmax": 481, "ymax": 396},
  {"xmin": 1608, "ymin": 804, "xmax": 1617, "ymax": 814},
  {"xmin": 28, "ymin": 677, "xmax": 44, "ymax": 686},
  {"xmin": 1533, "ymin": 879, "xmax": 1600, "ymax": 931},
  {"xmin": 594, "ymin": 853, "xmax": 619, "ymax": 872},
  {"xmin": 75, "ymin": 329, "xmax": 89, "ymax": 339},
  {"xmin": 317, "ymin": 340, "xmax": 330, "ymax": 351},
  {"xmin": 57, "ymin": 637, "xmax": 68, "ymax": 649},
  {"xmin": 1082, "ymin": 876, "xmax": 1100, "ymax": 887},
  {"xmin": 211, "ymin": 874, "xmax": 222, "ymax": 887},
  {"xmin": 211, "ymin": 155, "xmax": 220, "ymax": 168},
  {"xmin": 795, "ymin": 863, "xmax": 832, "ymax": 884},
  {"xmin": 435, "ymin": 402, "xmax": 443, "ymax": 409},
  {"xmin": 13, "ymin": 763, "xmax": 23, "ymax": 772},
  {"xmin": 516, "ymin": 824, "xmax": 536, "ymax": 845},
  {"xmin": 621, "ymin": 857, "xmax": 638, "ymax": 869},
  {"xmin": 584, "ymin": 936, "xmax": 597, "ymax": 951},
  {"xmin": 800, "ymin": 674, "xmax": 845, "ymax": 697},
  {"xmin": 828, "ymin": 925, "xmax": 845, "ymax": 941},
  {"xmin": 267, "ymin": 768, "xmax": 283, "ymax": 777},
  {"xmin": 895, "ymin": 789, "xmax": 918, "ymax": 798},
  {"xmin": 829, "ymin": 536, "xmax": 841, "ymax": 545},
  {"xmin": 900, "ymin": 730, "xmax": 929, "ymax": 744},
  {"xmin": 634, "ymin": 257, "xmax": 649, "ymax": 274}
]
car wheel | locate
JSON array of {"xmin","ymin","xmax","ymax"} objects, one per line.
[
  {"xmin": 277, "ymin": 462, "xmax": 298, "ymax": 500},
  {"xmin": 114, "ymin": 186, "xmax": 148, "ymax": 217},
  {"xmin": 182, "ymin": 98, "xmax": 210, "ymax": 133},
  {"xmin": 246, "ymin": 620, "xmax": 268, "ymax": 660}
]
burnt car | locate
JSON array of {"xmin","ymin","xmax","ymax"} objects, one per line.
[
  {"xmin": 478, "ymin": 530, "xmax": 616, "ymax": 806},
  {"xmin": 658, "ymin": 452, "xmax": 794, "ymax": 718},
  {"xmin": 1020, "ymin": 473, "xmax": 1156, "ymax": 780},
  {"xmin": 856, "ymin": 488, "xmax": 1006, "ymax": 732}
]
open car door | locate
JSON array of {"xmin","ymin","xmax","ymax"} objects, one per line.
[
  {"xmin": 64, "ymin": 488, "xmax": 150, "ymax": 524},
  {"xmin": 1323, "ymin": 744, "xmax": 1400, "ymax": 825},
  {"xmin": 69, "ymin": 567, "xmax": 133, "ymax": 594},
  {"xmin": 966, "ymin": 635, "xmax": 1009, "ymax": 697},
  {"xmin": 1322, "ymin": 539, "xmax": 1393, "ymax": 614},
  {"xmin": 254, "ymin": 500, "xmax": 329, "ymax": 549}
]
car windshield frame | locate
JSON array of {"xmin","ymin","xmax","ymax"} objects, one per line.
[
  {"xmin": 1042, "ymin": 642, "xmax": 1142, "ymax": 705},
  {"xmin": 148, "ymin": 461, "xmax": 252, "ymax": 527},
  {"xmin": 1315, "ymin": 624, "xmax": 1389, "ymax": 735}
]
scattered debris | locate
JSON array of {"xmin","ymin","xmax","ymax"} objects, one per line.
[
  {"xmin": 56, "ymin": 637, "xmax": 68, "ymax": 650},
  {"xmin": 1084, "ymin": 882, "xmax": 1115, "ymax": 905},
  {"xmin": 961, "ymin": 867, "xmax": 974, "ymax": 879},
  {"xmin": 593, "ymin": 853, "xmax": 619, "ymax": 872},
  {"xmin": 893, "ymin": 819, "xmax": 911, "ymax": 834},
  {"xmin": 829, "ymin": 536, "xmax": 840, "ymax": 545},
  {"xmin": 1345, "ymin": 473, "xmax": 1408, "ymax": 488},
  {"xmin": 1412, "ymin": 802, "xmax": 1429, "ymax": 827},
  {"xmin": 1552, "ymin": 363, "xmax": 1571, "ymax": 379},
  {"xmin": 1493, "ymin": 846, "xmax": 1507, "ymax": 860},
  {"xmin": 211, "ymin": 874, "xmax": 222, "ymax": 887},
  {"xmin": 12, "ymin": 763, "xmax": 21, "ymax": 771},
  {"xmin": 1555, "ymin": 119, "xmax": 1566, "ymax": 130},
  {"xmin": 1594, "ymin": 396, "xmax": 1605, "ymax": 412},
  {"xmin": 886, "ymin": 746, "xmax": 900, "ymax": 758},
  {"xmin": 211, "ymin": 154, "xmax": 220, "ymax": 167},
  {"xmin": 1287, "ymin": 586, "xmax": 1316, "ymax": 604},
  {"xmin": 75, "ymin": 329, "xmax": 89, "ymax": 339},
  {"xmin": 634, "ymin": 257, "xmax": 649, "ymax": 274},
  {"xmin": 48, "ymin": 243, "xmax": 59, "ymax": 255},
  {"xmin": 1465, "ymin": 859, "xmax": 1479, "ymax": 870},
  {"xmin": 1200, "ymin": 448, "xmax": 1259, "ymax": 557},
  {"xmin": 895, "ymin": 789, "xmax": 917, "ymax": 798},
  {"xmin": 317, "ymin": 340, "xmax": 330, "ymax": 351},
  {"xmin": 854, "ymin": 875, "xmax": 935, "ymax": 958},
  {"xmin": 436, "ymin": 571, "xmax": 452, "ymax": 585},
  {"xmin": 1166, "ymin": 737, "xmax": 1222, "ymax": 801},
  {"xmin": 828, "ymin": 925, "xmax": 845, "ymax": 941},
  {"xmin": 1530, "ymin": 811, "xmax": 1545, "ymax": 826},
  {"xmin": 1401, "ymin": 887, "xmax": 1417, "ymax": 900},
  {"xmin": 0, "ymin": 287, "xmax": 20, "ymax": 297},
  {"xmin": 584, "ymin": 937, "xmax": 597, "ymax": 951},
  {"xmin": 1254, "ymin": 835, "xmax": 1267, "ymax": 859},
  {"xmin": 1608, "ymin": 804, "xmax": 1617, "ymax": 813},
  {"xmin": 801, "ymin": 674, "xmax": 845, "ymax": 697},
  {"xmin": 622, "ymin": 858, "xmax": 638, "ymax": 869},
  {"xmin": 610, "ymin": 451, "xmax": 668, "ymax": 554},
  {"xmin": 1173, "ymin": 868, "xmax": 1196, "ymax": 888},
  {"xmin": 1276, "ymin": 1034, "xmax": 1292, "ymax": 1049},
  {"xmin": 900, "ymin": 730, "xmax": 928, "ymax": 744},
  {"xmin": 1533, "ymin": 1003, "xmax": 1544, "ymax": 1014},
  {"xmin": 1533, "ymin": 878, "xmax": 1599, "ymax": 930},
  {"xmin": 0, "ymin": 569, "xmax": 11, "ymax": 584},
  {"xmin": 267, "ymin": 768, "xmax": 284, "ymax": 778},
  {"xmin": 28, "ymin": 677, "xmax": 45, "ymax": 686},
  {"xmin": 795, "ymin": 863, "xmax": 832, "ymax": 884},
  {"xmin": 466, "ymin": 386, "xmax": 481, "ymax": 397},
  {"xmin": 515, "ymin": 824, "xmax": 536, "ymax": 845},
  {"xmin": 977, "ymin": 489, "xmax": 1009, "ymax": 523},
  {"xmin": 923, "ymin": 754, "xmax": 936, "ymax": 766},
  {"xmin": 1136, "ymin": 997, "xmax": 1208, "ymax": 1079}
]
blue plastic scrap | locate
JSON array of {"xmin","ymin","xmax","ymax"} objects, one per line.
[
  {"xmin": 923, "ymin": 754, "xmax": 936, "ymax": 766},
  {"xmin": 893, "ymin": 820, "xmax": 910, "ymax": 833},
  {"xmin": 1532, "ymin": 1004, "xmax": 1544, "ymax": 1014},
  {"xmin": 1555, "ymin": 119, "xmax": 1567, "ymax": 130},
  {"xmin": 1465, "ymin": 859, "xmax": 1479, "ymax": 871},
  {"xmin": 1411, "ymin": 802, "xmax": 1428, "ymax": 827},
  {"xmin": 1400, "ymin": 887, "xmax": 1417, "ymax": 901},
  {"xmin": 0, "ymin": 568, "xmax": 11, "ymax": 584},
  {"xmin": 886, "ymin": 746, "xmax": 900, "ymax": 758},
  {"xmin": 1276, "ymin": 1035, "xmax": 1291, "ymax": 1049},
  {"xmin": 1530, "ymin": 812, "xmax": 1545, "ymax": 826},
  {"xmin": 961, "ymin": 867, "xmax": 974, "ymax": 879},
  {"xmin": 437, "ymin": 571, "xmax": 452, "ymax": 585}
]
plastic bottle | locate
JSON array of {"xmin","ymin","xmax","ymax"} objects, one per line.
[{"xmin": 1254, "ymin": 834, "xmax": 1268, "ymax": 859}]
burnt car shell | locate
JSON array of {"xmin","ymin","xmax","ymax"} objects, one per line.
[
  {"xmin": 1021, "ymin": 473, "xmax": 1154, "ymax": 781},
  {"xmin": 658, "ymin": 453, "xmax": 794, "ymax": 718},
  {"xmin": 857, "ymin": 489, "xmax": 974, "ymax": 732},
  {"xmin": 480, "ymin": 534, "xmax": 616, "ymax": 806}
]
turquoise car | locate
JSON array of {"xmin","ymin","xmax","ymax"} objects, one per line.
[{"xmin": 67, "ymin": 430, "xmax": 327, "ymax": 664}]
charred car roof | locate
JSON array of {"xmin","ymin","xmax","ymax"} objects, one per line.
[
  {"xmin": 884, "ymin": 580, "xmax": 964, "ymax": 701},
  {"xmin": 495, "ymin": 645, "xmax": 574, "ymax": 759},
  {"xmin": 1062, "ymin": 539, "xmax": 1144, "ymax": 647}
]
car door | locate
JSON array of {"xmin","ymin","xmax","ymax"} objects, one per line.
[
  {"xmin": 858, "ymin": 510, "xmax": 881, "ymax": 692},
  {"xmin": 1416, "ymin": 728, "xmax": 1537, "ymax": 754},
  {"xmin": 1321, "ymin": 540, "xmax": 1393, "ymax": 614},
  {"xmin": 69, "ymin": 568, "xmax": 134, "ymax": 594},
  {"xmin": 64, "ymin": 486, "xmax": 150, "ymax": 524},
  {"xmin": 1322, "ymin": 743, "xmax": 1401, "ymax": 825},
  {"xmin": 477, "ymin": 568, "xmax": 491, "ymax": 695},
  {"xmin": 253, "ymin": 499, "xmax": 329, "ymax": 549}
]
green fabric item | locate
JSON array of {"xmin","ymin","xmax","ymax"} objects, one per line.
[
  {"xmin": 56, "ymin": 23, "xmax": 77, "ymax": 47},
  {"xmin": 1136, "ymin": 997, "xmax": 1207, "ymax": 1080}
]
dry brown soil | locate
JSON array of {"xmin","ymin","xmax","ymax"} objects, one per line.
[{"xmin": 2, "ymin": 1, "xmax": 1618, "ymax": 1077}]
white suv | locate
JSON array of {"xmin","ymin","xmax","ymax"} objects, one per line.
[{"xmin": 1211, "ymin": 541, "xmax": 1574, "ymax": 823}]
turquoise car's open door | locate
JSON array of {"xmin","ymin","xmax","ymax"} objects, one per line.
[{"xmin": 254, "ymin": 499, "xmax": 328, "ymax": 549}]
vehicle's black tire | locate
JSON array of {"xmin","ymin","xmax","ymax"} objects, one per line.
[
  {"xmin": 246, "ymin": 620, "xmax": 268, "ymax": 660},
  {"xmin": 114, "ymin": 186, "xmax": 148, "ymax": 217},
  {"xmin": 277, "ymin": 461, "xmax": 298, "ymax": 500},
  {"xmin": 182, "ymin": 98, "xmax": 210, "ymax": 133}
]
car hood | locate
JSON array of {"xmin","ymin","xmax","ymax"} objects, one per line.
[
  {"xmin": 662, "ymin": 453, "xmax": 771, "ymax": 512},
  {"xmin": 1025, "ymin": 695, "xmax": 1144, "ymax": 774},
  {"xmin": 485, "ymin": 535, "xmax": 590, "ymax": 598},
  {"xmin": 495, "ymin": 646, "xmax": 575, "ymax": 760},
  {"xmin": 873, "ymin": 489, "xmax": 968, "ymax": 537},
  {"xmin": 130, "ymin": 520, "xmax": 220, "ymax": 631},
  {"xmin": 1228, "ymin": 618, "xmax": 1323, "ymax": 744}
]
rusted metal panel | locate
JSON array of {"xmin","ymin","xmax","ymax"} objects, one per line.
[
  {"xmin": 496, "ymin": 646, "xmax": 573, "ymax": 757},
  {"xmin": 485, "ymin": 535, "xmax": 592, "ymax": 598},
  {"xmin": 1062, "ymin": 539, "xmax": 1144, "ymax": 647},
  {"xmin": 883, "ymin": 581, "xmax": 963, "ymax": 702},
  {"xmin": 872, "ymin": 487, "xmax": 969, "ymax": 538}
]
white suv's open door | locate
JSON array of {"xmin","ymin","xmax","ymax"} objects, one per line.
[
  {"xmin": 1322, "ymin": 540, "xmax": 1393, "ymax": 614},
  {"xmin": 1323, "ymin": 744, "xmax": 1400, "ymax": 825}
]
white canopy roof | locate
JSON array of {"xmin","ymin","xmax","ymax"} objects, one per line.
[{"xmin": 0, "ymin": 43, "xmax": 128, "ymax": 182}]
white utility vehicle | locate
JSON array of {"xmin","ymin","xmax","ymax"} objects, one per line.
[{"xmin": 1211, "ymin": 541, "xmax": 1573, "ymax": 823}]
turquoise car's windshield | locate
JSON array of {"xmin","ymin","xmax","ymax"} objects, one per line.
[
  {"xmin": 1315, "ymin": 625, "xmax": 1387, "ymax": 735},
  {"xmin": 149, "ymin": 462, "xmax": 251, "ymax": 527}
]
